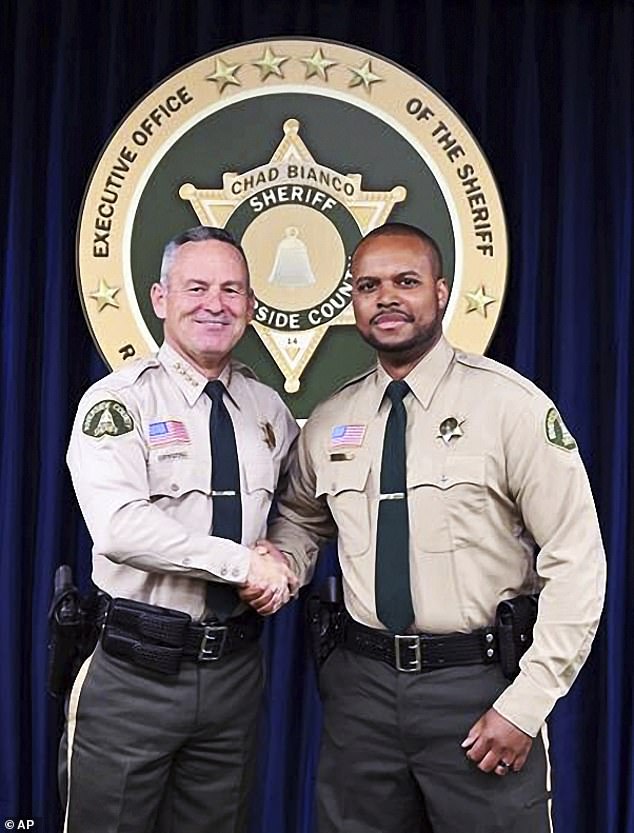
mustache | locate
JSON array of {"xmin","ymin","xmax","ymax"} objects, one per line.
[
  {"xmin": 370, "ymin": 310, "xmax": 414, "ymax": 325},
  {"xmin": 193, "ymin": 315, "xmax": 233, "ymax": 324}
]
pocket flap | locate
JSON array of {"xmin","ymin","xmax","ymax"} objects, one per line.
[
  {"xmin": 242, "ymin": 457, "xmax": 275, "ymax": 494},
  {"xmin": 408, "ymin": 455, "xmax": 485, "ymax": 490},
  {"xmin": 315, "ymin": 456, "xmax": 372, "ymax": 497},
  {"xmin": 443, "ymin": 455, "xmax": 486, "ymax": 488},
  {"xmin": 148, "ymin": 463, "xmax": 209, "ymax": 498}
]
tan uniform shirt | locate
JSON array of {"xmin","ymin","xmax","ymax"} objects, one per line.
[
  {"xmin": 269, "ymin": 336, "xmax": 606, "ymax": 736},
  {"xmin": 67, "ymin": 342, "xmax": 298, "ymax": 620}
]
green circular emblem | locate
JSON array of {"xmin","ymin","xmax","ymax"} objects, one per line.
[{"xmin": 77, "ymin": 38, "xmax": 508, "ymax": 417}]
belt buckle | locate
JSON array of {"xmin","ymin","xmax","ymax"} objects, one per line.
[
  {"xmin": 394, "ymin": 634, "xmax": 422, "ymax": 672},
  {"xmin": 198, "ymin": 624, "xmax": 228, "ymax": 661}
]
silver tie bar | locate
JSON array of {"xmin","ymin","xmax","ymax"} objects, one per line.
[{"xmin": 378, "ymin": 492, "xmax": 406, "ymax": 501}]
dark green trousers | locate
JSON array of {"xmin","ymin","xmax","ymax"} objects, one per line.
[
  {"xmin": 318, "ymin": 648, "xmax": 553, "ymax": 833},
  {"xmin": 59, "ymin": 641, "xmax": 263, "ymax": 833}
]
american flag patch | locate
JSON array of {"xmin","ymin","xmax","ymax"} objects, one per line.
[
  {"xmin": 330, "ymin": 424, "xmax": 366, "ymax": 449},
  {"xmin": 148, "ymin": 420, "xmax": 190, "ymax": 448}
]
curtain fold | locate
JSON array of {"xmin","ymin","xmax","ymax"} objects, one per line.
[{"xmin": 1, "ymin": 2, "xmax": 632, "ymax": 831}]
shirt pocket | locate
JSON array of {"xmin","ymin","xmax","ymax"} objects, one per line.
[
  {"xmin": 147, "ymin": 459, "xmax": 210, "ymax": 500},
  {"xmin": 241, "ymin": 453, "xmax": 276, "ymax": 536},
  {"xmin": 242, "ymin": 455, "xmax": 275, "ymax": 500},
  {"xmin": 409, "ymin": 455, "xmax": 487, "ymax": 552},
  {"xmin": 315, "ymin": 457, "xmax": 372, "ymax": 557}
]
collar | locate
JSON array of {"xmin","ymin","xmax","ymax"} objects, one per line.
[
  {"xmin": 371, "ymin": 336, "xmax": 455, "ymax": 413},
  {"xmin": 158, "ymin": 342, "xmax": 239, "ymax": 408}
]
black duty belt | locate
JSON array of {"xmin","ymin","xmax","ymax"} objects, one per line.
[
  {"xmin": 343, "ymin": 615, "xmax": 499, "ymax": 673},
  {"xmin": 101, "ymin": 597, "xmax": 262, "ymax": 675}
]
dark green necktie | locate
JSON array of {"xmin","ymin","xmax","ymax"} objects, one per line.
[
  {"xmin": 375, "ymin": 379, "xmax": 414, "ymax": 633},
  {"xmin": 204, "ymin": 380, "xmax": 241, "ymax": 621}
]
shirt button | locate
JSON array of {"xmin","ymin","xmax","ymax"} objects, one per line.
[
  {"xmin": 221, "ymin": 566, "xmax": 228, "ymax": 577},
  {"xmin": 170, "ymin": 483, "xmax": 179, "ymax": 492},
  {"xmin": 231, "ymin": 567, "xmax": 240, "ymax": 578},
  {"xmin": 440, "ymin": 474, "xmax": 448, "ymax": 483},
  {"xmin": 182, "ymin": 557, "xmax": 191, "ymax": 566}
]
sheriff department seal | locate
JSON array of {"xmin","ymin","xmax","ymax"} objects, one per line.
[{"xmin": 77, "ymin": 38, "xmax": 508, "ymax": 418}]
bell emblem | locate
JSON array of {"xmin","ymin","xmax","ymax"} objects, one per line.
[{"xmin": 268, "ymin": 227, "xmax": 317, "ymax": 287}]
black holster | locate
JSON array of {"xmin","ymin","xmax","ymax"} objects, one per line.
[
  {"xmin": 495, "ymin": 593, "xmax": 539, "ymax": 680},
  {"xmin": 306, "ymin": 576, "xmax": 345, "ymax": 675},
  {"xmin": 47, "ymin": 565, "xmax": 107, "ymax": 697}
]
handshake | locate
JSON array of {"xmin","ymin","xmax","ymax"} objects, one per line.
[{"xmin": 240, "ymin": 540, "xmax": 299, "ymax": 616}]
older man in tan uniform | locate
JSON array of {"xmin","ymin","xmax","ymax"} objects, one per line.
[
  {"xmin": 255, "ymin": 223, "xmax": 605, "ymax": 833},
  {"xmin": 62, "ymin": 226, "xmax": 298, "ymax": 833}
]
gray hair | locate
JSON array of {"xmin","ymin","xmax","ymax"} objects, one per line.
[{"xmin": 159, "ymin": 226, "xmax": 250, "ymax": 287}]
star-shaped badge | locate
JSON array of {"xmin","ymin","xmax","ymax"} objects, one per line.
[
  {"xmin": 179, "ymin": 118, "xmax": 406, "ymax": 394},
  {"xmin": 437, "ymin": 417, "xmax": 465, "ymax": 446}
]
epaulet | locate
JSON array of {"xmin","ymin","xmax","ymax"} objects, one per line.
[
  {"xmin": 92, "ymin": 355, "xmax": 160, "ymax": 393},
  {"xmin": 454, "ymin": 351, "xmax": 538, "ymax": 396},
  {"xmin": 231, "ymin": 358, "xmax": 260, "ymax": 382},
  {"xmin": 330, "ymin": 364, "xmax": 377, "ymax": 398}
]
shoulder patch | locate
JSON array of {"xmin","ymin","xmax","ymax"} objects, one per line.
[
  {"xmin": 544, "ymin": 407, "xmax": 577, "ymax": 451},
  {"xmin": 82, "ymin": 400, "xmax": 134, "ymax": 438}
]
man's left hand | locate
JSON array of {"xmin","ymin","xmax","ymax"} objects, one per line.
[{"xmin": 461, "ymin": 708, "xmax": 533, "ymax": 776}]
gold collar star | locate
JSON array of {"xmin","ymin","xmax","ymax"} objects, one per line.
[
  {"xmin": 437, "ymin": 417, "xmax": 465, "ymax": 446},
  {"xmin": 252, "ymin": 47, "xmax": 289, "ymax": 80},
  {"xmin": 89, "ymin": 277, "xmax": 120, "ymax": 311},
  {"xmin": 300, "ymin": 47, "xmax": 337, "ymax": 81},
  {"xmin": 465, "ymin": 285, "xmax": 497, "ymax": 317},
  {"xmin": 205, "ymin": 58, "xmax": 242, "ymax": 92},
  {"xmin": 172, "ymin": 360, "xmax": 201, "ymax": 389},
  {"xmin": 348, "ymin": 60, "xmax": 382, "ymax": 91}
]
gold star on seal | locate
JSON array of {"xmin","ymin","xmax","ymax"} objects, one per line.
[
  {"xmin": 252, "ymin": 47, "xmax": 289, "ymax": 80},
  {"xmin": 205, "ymin": 58, "xmax": 242, "ymax": 92},
  {"xmin": 465, "ymin": 286, "xmax": 497, "ymax": 317},
  {"xmin": 89, "ymin": 277, "xmax": 120, "ymax": 311},
  {"xmin": 347, "ymin": 60, "xmax": 382, "ymax": 91},
  {"xmin": 300, "ymin": 47, "xmax": 337, "ymax": 81}
]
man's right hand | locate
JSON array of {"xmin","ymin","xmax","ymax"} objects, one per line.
[{"xmin": 241, "ymin": 544, "xmax": 298, "ymax": 616}]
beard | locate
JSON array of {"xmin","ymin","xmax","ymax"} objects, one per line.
[{"xmin": 359, "ymin": 317, "xmax": 443, "ymax": 357}]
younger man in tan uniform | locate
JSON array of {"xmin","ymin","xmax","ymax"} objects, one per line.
[{"xmin": 249, "ymin": 223, "xmax": 606, "ymax": 833}]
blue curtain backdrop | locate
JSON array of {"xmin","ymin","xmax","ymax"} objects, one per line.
[{"xmin": 1, "ymin": 1, "xmax": 632, "ymax": 831}]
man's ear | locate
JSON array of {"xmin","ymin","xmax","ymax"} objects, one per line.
[
  {"xmin": 246, "ymin": 288, "xmax": 255, "ymax": 324},
  {"xmin": 437, "ymin": 277, "xmax": 449, "ymax": 310},
  {"xmin": 150, "ymin": 282, "xmax": 167, "ymax": 320}
]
